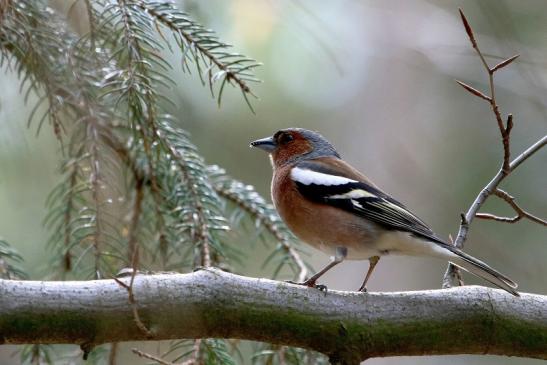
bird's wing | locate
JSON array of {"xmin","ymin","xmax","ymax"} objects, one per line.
[{"xmin": 291, "ymin": 159, "xmax": 445, "ymax": 244}]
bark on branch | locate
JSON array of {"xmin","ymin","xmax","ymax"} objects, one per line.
[{"xmin": 1, "ymin": 268, "xmax": 546, "ymax": 364}]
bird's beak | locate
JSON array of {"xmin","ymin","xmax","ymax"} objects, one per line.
[{"xmin": 250, "ymin": 136, "xmax": 276, "ymax": 152}]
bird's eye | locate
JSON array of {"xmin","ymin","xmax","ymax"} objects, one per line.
[{"xmin": 278, "ymin": 133, "xmax": 294, "ymax": 145}]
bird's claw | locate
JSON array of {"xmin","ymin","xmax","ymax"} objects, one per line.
[
  {"xmin": 315, "ymin": 284, "xmax": 328, "ymax": 292},
  {"xmin": 285, "ymin": 279, "xmax": 328, "ymax": 292}
]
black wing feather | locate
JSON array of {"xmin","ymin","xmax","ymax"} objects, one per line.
[{"xmin": 292, "ymin": 163, "xmax": 444, "ymax": 244}]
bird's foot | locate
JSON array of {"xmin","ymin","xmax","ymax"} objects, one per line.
[
  {"xmin": 358, "ymin": 286, "xmax": 368, "ymax": 293},
  {"xmin": 285, "ymin": 279, "xmax": 328, "ymax": 292}
]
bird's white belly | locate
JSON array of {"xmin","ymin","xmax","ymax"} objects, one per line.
[{"xmin": 331, "ymin": 231, "xmax": 449, "ymax": 261}]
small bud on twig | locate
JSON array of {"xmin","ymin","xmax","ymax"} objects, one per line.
[
  {"xmin": 502, "ymin": 114, "xmax": 513, "ymax": 174},
  {"xmin": 491, "ymin": 54, "xmax": 520, "ymax": 72},
  {"xmin": 455, "ymin": 80, "xmax": 491, "ymax": 101},
  {"xmin": 460, "ymin": 213, "xmax": 468, "ymax": 226},
  {"xmin": 458, "ymin": 9, "xmax": 477, "ymax": 48},
  {"xmin": 505, "ymin": 114, "xmax": 513, "ymax": 134}
]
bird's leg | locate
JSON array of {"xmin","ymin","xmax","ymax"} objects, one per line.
[
  {"xmin": 287, "ymin": 247, "xmax": 347, "ymax": 291},
  {"xmin": 358, "ymin": 256, "xmax": 380, "ymax": 292}
]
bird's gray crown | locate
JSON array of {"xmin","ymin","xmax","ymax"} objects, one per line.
[{"xmin": 281, "ymin": 128, "xmax": 341, "ymax": 160}]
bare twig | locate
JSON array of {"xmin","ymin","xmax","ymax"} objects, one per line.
[
  {"xmin": 108, "ymin": 343, "xmax": 118, "ymax": 365},
  {"xmin": 508, "ymin": 134, "xmax": 547, "ymax": 171},
  {"xmin": 110, "ymin": 173, "xmax": 153, "ymax": 339},
  {"xmin": 0, "ymin": 0, "xmax": 9, "ymax": 22},
  {"xmin": 458, "ymin": 8, "xmax": 477, "ymax": 48},
  {"xmin": 475, "ymin": 213, "xmax": 519, "ymax": 223},
  {"xmin": 443, "ymin": 9, "xmax": 546, "ymax": 288},
  {"xmin": 62, "ymin": 165, "xmax": 78, "ymax": 273},
  {"xmin": 83, "ymin": 0, "xmax": 95, "ymax": 50},
  {"xmin": 453, "ymin": 134, "xmax": 545, "ymax": 248},
  {"xmin": 113, "ymin": 272, "xmax": 154, "ymax": 339},
  {"xmin": 132, "ymin": 348, "xmax": 176, "ymax": 365},
  {"xmin": 278, "ymin": 346, "xmax": 287, "ymax": 365},
  {"xmin": 476, "ymin": 189, "xmax": 547, "ymax": 226},
  {"xmin": 451, "ymin": 135, "xmax": 546, "ymax": 251},
  {"xmin": 455, "ymin": 80, "xmax": 491, "ymax": 101},
  {"xmin": 501, "ymin": 114, "xmax": 512, "ymax": 174},
  {"xmin": 285, "ymin": 246, "xmax": 308, "ymax": 283},
  {"xmin": 457, "ymin": 9, "xmax": 513, "ymax": 171},
  {"xmin": 127, "ymin": 176, "xmax": 144, "ymax": 264},
  {"xmin": 492, "ymin": 54, "xmax": 520, "ymax": 72},
  {"xmin": 181, "ymin": 339, "xmax": 202, "ymax": 365},
  {"xmin": 88, "ymin": 124, "xmax": 102, "ymax": 280}
]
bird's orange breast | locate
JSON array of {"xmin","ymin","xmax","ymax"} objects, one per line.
[{"xmin": 271, "ymin": 165, "xmax": 379, "ymax": 257}]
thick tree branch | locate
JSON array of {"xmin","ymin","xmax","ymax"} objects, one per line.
[{"xmin": 1, "ymin": 268, "xmax": 546, "ymax": 364}]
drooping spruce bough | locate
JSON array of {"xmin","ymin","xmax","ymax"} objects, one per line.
[{"xmin": 0, "ymin": 1, "xmax": 313, "ymax": 363}]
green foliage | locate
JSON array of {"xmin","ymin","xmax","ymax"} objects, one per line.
[
  {"xmin": 252, "ymin": 345, "xmax": 329, "ymax": 365},
  {"xmin": 209, "ymin": 166, "xmax": 311, "ymax": 280},
  {"xmin": 0, "ymin": 0, "xmax": 310, "ymax": 363},
  {"xmin": 137, "ymin": 0, "xmax": 261, "ymax": 109},
  {"xmin": 19, "ymin": 344, "xmax": 55, "ymax": 365},
  {"xmin": 202, "ymin": 339, "xmax": 237, "ymax": 365},
  {"xmin": 0, "ymin": 239, "xmax": 27, "ymax": 279}
]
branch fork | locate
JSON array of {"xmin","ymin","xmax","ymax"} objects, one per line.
[
  {"xmin": 443, "ymin": 9, "xmax": 546, "ymax": 288},
  {"xmin": 476, "ymin": 189, "xmax": 547, "ymax": 226}
]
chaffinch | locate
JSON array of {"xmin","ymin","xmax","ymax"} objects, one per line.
[{"xmin": 250, "ymin": 128, "xmax": 518, "ymax": 295}]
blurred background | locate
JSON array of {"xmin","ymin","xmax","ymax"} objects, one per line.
[{"xmin": 0, "ymin": 0, "xmax": 546, "ymax": 364}]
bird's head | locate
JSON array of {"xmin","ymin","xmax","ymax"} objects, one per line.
[{"xmin": 250, "ymin": 128, "xmax": 340, "ymax": 167}]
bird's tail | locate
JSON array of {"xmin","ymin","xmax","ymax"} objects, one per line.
[{"xmin": 440, "ymin": 245, "xmax": 519, "ymax": 296}]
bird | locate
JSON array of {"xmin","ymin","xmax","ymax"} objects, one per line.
[{"xmin": 250, "ymin": 128, "xmax": 519, "ymax": 296}]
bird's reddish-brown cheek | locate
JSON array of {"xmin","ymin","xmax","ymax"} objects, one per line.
[{"xmin": 272, "ymin": 139, "xmax": 313, "ymax": 166}]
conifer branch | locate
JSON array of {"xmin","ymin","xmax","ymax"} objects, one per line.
[
  {"xmin": 0, "ymin": 239, "xmax": 27, "ymax": 280},
  {"xmin": 209, "ymin": 166, "xmax": 309, "ymax": 282},
  {"xmin": 136, "ymin": 0, "xmax": 261, "ymax": 107}
]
